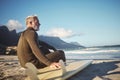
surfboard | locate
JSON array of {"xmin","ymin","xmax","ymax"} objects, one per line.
[{"xmin": 25, "ymin": 60, "xmax": 92, "ymax": 80}]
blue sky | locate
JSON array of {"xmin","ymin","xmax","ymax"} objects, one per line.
[{"xmin": 0, "ymin": 0, "xmax": 120, "ymax": 47}]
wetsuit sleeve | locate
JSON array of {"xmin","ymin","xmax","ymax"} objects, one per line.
[
  {"xmin": 39, "ymin": 40, "xmax": 57, "ymax": 51},
  {"xmin": 26, "ymin": 31, "xmax": 52, "ymax": 66}
]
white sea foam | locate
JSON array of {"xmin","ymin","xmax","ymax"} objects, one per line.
[
  {"xmin": 65, "ymin": 48, "xmax": 120, "ymax": 54},
  {"xmin": 65, "ymin": 47, "xmax": 120, "ymax": 59}
]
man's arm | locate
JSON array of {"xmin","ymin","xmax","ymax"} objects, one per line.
[
  {"xmin": 39, "ymin": 40, "xmax": 57, "ymax": 51},
  {"xmin": 26, "ymin": 30, "xmax": 52, "ymax": 66}
]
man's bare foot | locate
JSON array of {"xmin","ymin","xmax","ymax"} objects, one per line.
[{"xmin": 59, "ymin": 60, "xmax": 67, "ymax": 75}]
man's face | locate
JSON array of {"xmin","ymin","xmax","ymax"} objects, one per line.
[{"xmin": 32, "ymin": 18, "xmax": 40, "ymax": 31}]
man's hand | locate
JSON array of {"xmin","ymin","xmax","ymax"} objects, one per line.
[{"xmin": 50, "ymin": 62, "xmax": 61, "ymax": 69}]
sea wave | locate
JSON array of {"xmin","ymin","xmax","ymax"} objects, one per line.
[
  {"xmin": 65, "ymin": 47, "xmax": 120, "ymax": 59},
  {"xmin": 65, "ymin": 49, "xmax": 120, "ymax": 54}
]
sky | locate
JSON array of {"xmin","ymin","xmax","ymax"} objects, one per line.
[{"xmin": 0, "ymin": 0, "xmax": 120, "ymax": 47}]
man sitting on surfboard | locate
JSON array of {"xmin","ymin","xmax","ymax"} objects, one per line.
[{"xmin": 17, "ymin": 15, "xmax": 66, "ymax": 69}]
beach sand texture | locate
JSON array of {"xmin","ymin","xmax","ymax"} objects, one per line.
[{"xmin": 0, "ymin": 55, "xmax": 120, "ymax": 80}]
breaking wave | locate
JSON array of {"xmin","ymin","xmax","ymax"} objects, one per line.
[
  {"xmin": 65, "ymin": 47, "xmax": 120, "ymax": 59},
  {"xmin": 65, "ymin": 47, "xmax": 120, "ymax": 54}
]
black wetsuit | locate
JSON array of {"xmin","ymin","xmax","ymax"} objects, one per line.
[{"xmin": 17, "ymin": 27, "xmax": 66, "ymax": 68}]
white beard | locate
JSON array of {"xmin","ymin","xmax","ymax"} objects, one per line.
[{"xmin": 34, "ymin": 26, "xmax": 39, "ymax": 31}]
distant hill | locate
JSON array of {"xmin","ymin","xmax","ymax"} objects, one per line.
[
  {"xmin": 91, "ymin": 45, "xmax": 120, "ymax": 48},
  {"xmin": 98, "ymin": 45, "xmax": 120, "ymax": 48},
  {"xmin": 0, "ymin": 25, "xmax": 19, "ymax": 46},
  {"xmin": 39, "ymin": 35, "xmax": 84, "ymax": 49},
  {"xmin": 0, "ymin": 25, "xmax": 84, "ymax": 52},
  {"xmin": 70, "ymin": 42, "xmax": 81, "ymax": 46}
]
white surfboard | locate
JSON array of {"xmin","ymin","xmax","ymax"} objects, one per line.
[{"xmin": 25, "ymin": 60, "xmax": 92, "ymax": 80}]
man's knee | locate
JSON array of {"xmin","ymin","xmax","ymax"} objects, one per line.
[
  {"xmin": 56, "ymin": 50, "xmax": 64, "ymax": 54},
  {"xmin": 56, "ymin": 50, "xmax": 66, "ymax": 62}
]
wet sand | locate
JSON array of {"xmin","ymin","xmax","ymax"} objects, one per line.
[
  {"xmin": 68, "ymin": 60, "xmax": 120, "ymax": 80},
  {"xmin": 0, "ymin": 55, "xmax": 120, "ymax": 80}
]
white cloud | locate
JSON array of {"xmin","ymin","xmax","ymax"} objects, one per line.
[
  {"xmin": 46, "ymin": 28, "xmax": 75, "ymax": 38},
  {"xmin": 6, "ymin": 19, "xmax": 23, "ymax": 31}
]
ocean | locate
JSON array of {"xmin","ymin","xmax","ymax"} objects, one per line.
[{"xmin": 64, "ymin": 47, "xmax": 120, "ymax": 60}]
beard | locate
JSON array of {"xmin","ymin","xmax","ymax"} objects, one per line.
[{"xmin": 34, "ymin": 26, "xmax": 39, "ymax": 31}]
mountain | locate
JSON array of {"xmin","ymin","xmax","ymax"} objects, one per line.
[
  {"xmin": 96, "ymin": 45, "xmax": 120, "ymax": 48},
  {"xmin": 39, "ymin": 35, "xmax": 84, "ymax": 49},
  {"xmin": 0, "ymin": 25, "xmax": 19, "ymax": 46},
  {"xmin": 0, "ymin": 25, "xmax": 84, "ymax": 55},
  {"xmin": 70, "ymin": 42, "xmax": 81, "ymax": 46}
]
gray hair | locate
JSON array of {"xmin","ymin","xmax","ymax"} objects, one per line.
[{"xmin": 25, "ymin": 15, "xmax": 38, "ymax": 25}]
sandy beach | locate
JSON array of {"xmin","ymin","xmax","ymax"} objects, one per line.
[
  {"xmin": 68, "ymin": 60, "xmax": 120, "ymax": 80},
  {"xmin": 0, "ymin": 55, "xmax": 120, "ymax": 80}
]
